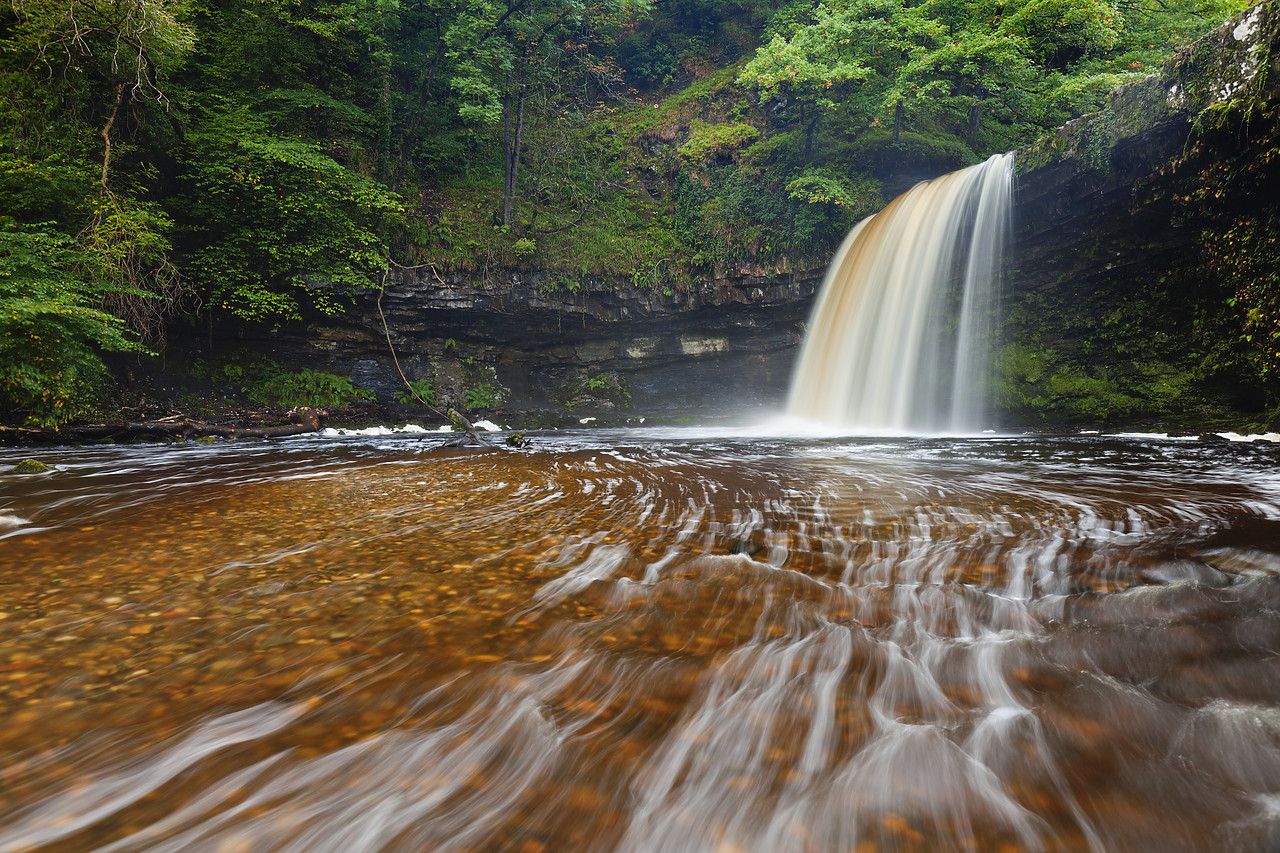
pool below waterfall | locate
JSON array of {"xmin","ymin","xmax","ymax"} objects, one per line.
[{"xmin": 4, "ymin": 429, "xmax": 1280, "ymax": 852}]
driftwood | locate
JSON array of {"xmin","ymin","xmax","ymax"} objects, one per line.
[
  {"xmin": 438, "ymin": 408, "xmax": 495, "ymax": 447},
  {"xmin": 0, "ymin": 409, "xmax": 326, "ymax": 445}
]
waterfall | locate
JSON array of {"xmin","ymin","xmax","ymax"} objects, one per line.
[{"xmin": 787, "ymin": 152, "xmax": 1013, "ymax": 433}]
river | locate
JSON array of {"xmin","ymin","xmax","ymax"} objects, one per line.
[{"xmin": 3, "ymin": 428, "xmax": 1280, "ymax": 852}]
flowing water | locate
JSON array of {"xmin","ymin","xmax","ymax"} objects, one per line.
[
  {"xmin": 4, "ymin": 429, "xmax": 1280, "ymax": 852},
  {"xmin": 788, "ymin": 153, "xmax": 1013, "ymax": 433}
]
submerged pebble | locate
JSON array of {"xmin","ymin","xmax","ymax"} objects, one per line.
[{"xmin": 0, "ymin": 432, "xmax": 1279, "ymax": 852}]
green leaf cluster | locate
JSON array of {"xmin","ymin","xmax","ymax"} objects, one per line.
[
  {"xmin": 0, "ymin": 224, "xmax": 138, "ymax": 426},
  {"xmin": 180, "ymin": 128, "xmax": 402, "ymax": 322},
  {"xmin": 464, "ymin": 382, "xmax": 504, "ymax": 409},
  {"xmin": 678, "ymin": 121, "xmax": 760, "ymax": 165},
  {"xmin": 395, "ymin": 378, "xmax": 438, "ymax": 406},
  {"xmin": 248, "ymin": 368, "xmax": 376, "ymax": 408}
]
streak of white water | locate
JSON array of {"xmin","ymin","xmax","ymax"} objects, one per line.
[{"xmin": 788, "ymin": 153, "xmax": 1014, "ymax": 433}]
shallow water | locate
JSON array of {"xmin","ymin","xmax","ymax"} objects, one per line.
[{"xmin": 3, "ymin": 429, "xmax": 1280, "ymax": 852}]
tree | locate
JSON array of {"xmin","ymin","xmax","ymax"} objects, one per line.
[
  {"xmin": 179, "ymin": 115, "xmax": 402, "ymax": 323},
  {"xmin": 0, "ymin": 0, "xmax": 195, "ymax": 420},
  {"xmin": 738, "ymin": 0, "xmax": 1249, "ymax": 153},
  {"xmin": 739, "ymin": 0, "xmax": 938, "ymax": 150},
  {"xmin": 0, "ymin": 223, "xmax": 138, "ymax": 426},
  {"xmin": 169, "ymin": 0, "xmax": 403, "ymax": 325},
  {"xmin": 443, "ymin": 0, "xmax": 649, "ymax": 227},
  {"xmin": 2, "ymin": 0, "xmax": 195, "ymax": 342}
]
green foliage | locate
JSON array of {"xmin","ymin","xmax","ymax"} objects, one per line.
[
  {"xmin": 464, "ymin": 382, "xmax": 502, "ymax": 409},
  {"xmin": 678, "ymin": 121, "xmax": 760, "ymax": 165},
  {"xmin": 994, "ymin": 342, "xmax": 1201, "ymax": 424},
  {"xmin": 738, "ymin": 0, "xmax": 1253, "ymax": 162},
  {"xmin": 0, "ymin": 155, "xmax": 93, "ymax": 225},
  {"xmin": 1, "ymin": 0, "xmax": 194, "ymax": 350},
  {"xmin": 454, "ymin": 356, "xmax": 508, "ymax": 409},
  {"xmin": 738, "ymin": 1, "xmax": 893, "ymax": 119},
  {"xmin": 675, "ymin": 157, "xmax": 865, "ymax": 266},
  {"xmin": 785, "ymin": 169, "xmax": 880, "ymax": 215},
  {"xmin": 180, "ymin": 125, "xmax": 402, "ymax": 322},
  {"xmin": 6, "ymin": 0, "xmax": 197, "ymax": 94},
  {"xmin": 248, "ymin": 368, "xmax": 375, "ymax": 408},
  {"xmin": 584, "ymin": 373, "xmax": 632, "ymax": 406},
  {"xmin": 82, "ymin": 194, "xmax": 185, "ymax": 344},
  {"xmin": 198, "ymin": 351, "xmax": 374, "ymax": 408},
  {"xmin": 0, "ymin": 223, "xmax": 137, "ymax": 426},
  {"xmin": 395, "ymin": 378, "xmax": 438, "ymax": 406}
]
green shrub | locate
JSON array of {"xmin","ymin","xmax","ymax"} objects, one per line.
[
  {"xmin": 0, "ymin": 223, "xmax": 138, "ymax": 427},
  {"xmin": 585, "ymin": 373, "xmax": 632, "ymax": 406},
  {"xmin": 248, "ymin": 368, "xmax": 375, "ymax": 408},
  {"xmin": 785, "ymin": 170, "xmax": 882, "ymax": 219},
  {"xmin": 395, "ymin": 378, "xmax": 437, "ymax": 406},
  {"xmin": 464, "ymin": 382, "xmax": 503, "ymax": 409},
  {"xmin": 678, "ymin": 121, "xmax": 760, "ymax": 165}
]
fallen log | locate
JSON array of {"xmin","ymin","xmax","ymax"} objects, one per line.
[{"xmin": 0, "ymin": 409, "xmax": 325, "ymax": 445}]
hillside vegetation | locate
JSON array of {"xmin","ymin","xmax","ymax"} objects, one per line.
[{"xmin": 0, "ymin": 0, "xmax": 1254, "ymax": 425}]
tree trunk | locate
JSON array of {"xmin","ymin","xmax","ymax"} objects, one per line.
[
  {"xmin": 805, "ymin": 114, "xmax": 819, "ymax": 158},
  {"xmin": 502, "ymin": 66, "xmax": 528, "ymax": 228},
  {"xmin": 379, "ymin": 69, "xmax": 393, "ymax": 184},
  {"xmin": 444, "ymin": 407, "xmax": 494, "ymax": 446},
  {"xmin": 399, "ymin": 32, "xmax": 445, "ymax": 165},
  {"xmin": 99, "ymin": 83, "xmax": 126, "ymax": 199},
  {"xmin": 893, "ymin": 100, "xmax": 904, "ymax": 142}
]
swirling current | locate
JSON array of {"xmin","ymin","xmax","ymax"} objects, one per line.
[{"xmin": 3, "ymin": 429, "xmax": 1280, "ymax": 852}]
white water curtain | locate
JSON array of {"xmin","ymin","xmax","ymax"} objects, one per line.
[{"xmin": 788, "ymin": 153, "xmax": 1014, "ymax": 434}]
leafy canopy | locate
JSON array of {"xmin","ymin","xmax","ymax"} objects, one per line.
[{"xmin": 0, "ymin": 223, "xmax": 139, "ymax": 426}]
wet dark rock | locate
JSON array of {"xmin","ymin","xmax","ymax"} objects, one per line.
[
  {"xmin": 1138, "ymin": 559, "xmax": 1230, "ymax": 587},
  {"xmin": 1007, "ymin": 2, "xmax": 1280, "ymax": 420},
  {"xmin": 727, "ymin": 532, "xmax": 768, "ymax": 558},
  {"xmin": 248, "ymin": 271, "xmax": 819, "ymax": 419}
]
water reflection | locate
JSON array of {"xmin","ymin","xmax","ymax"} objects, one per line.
[{"xmin": 2, "ymin": 431, "xmax": 1280, "ymax": 851}]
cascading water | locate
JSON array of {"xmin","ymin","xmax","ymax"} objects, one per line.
[{"xmin": 788, "ymin": 152, "xmax": 1013, "ymax": 433}]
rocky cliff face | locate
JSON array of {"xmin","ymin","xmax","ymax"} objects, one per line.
[
  {"xmin": 272, "ymin": 264, "xmax": 823, "ymax": 421},
  {"xmin": 254, "ymin": 1, "xmax": 1278, "ymax": 423},
  {"xmin": 1004, "ymin": 0, "xmax": 1280, "ymax": 423},
  {"xmin": 1012, "ymin": 1, "xmax": 1279, "ymax": 298}
]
